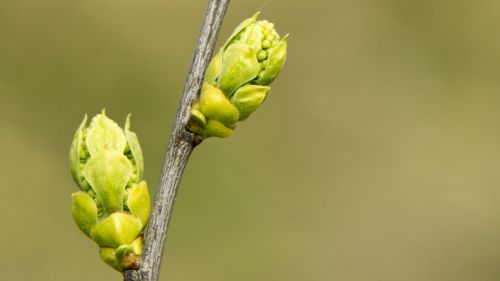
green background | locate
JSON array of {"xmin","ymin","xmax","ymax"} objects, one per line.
[{"xmin": 2, "ymin": 0, "xmax": 500, "ymax": 280}]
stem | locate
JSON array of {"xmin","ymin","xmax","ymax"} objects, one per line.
[{"xmin": 124, "ymin": 1, "xmax": 230, "ymax": 280}]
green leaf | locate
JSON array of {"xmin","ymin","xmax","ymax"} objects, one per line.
[
  {"xmin": 124, "ymin": 114, "xmax": 144, "ymax": 181},
  {"xmin": 223, "ymin": 12, "xmax": 260, "ymax": 50},
  {"xmin": 239, "ymin": 23, "xmax": 263, "ymax": 54},
  {"xmin": 91, "ymin": 212, "xmax": 142, "ymax": 248},
  {"xmin": 71, "ymin": 191, "xmax": 98, "ymax": 237},
  {"xmin": 69, "ymin": 115, "xmax": 87, "ymax": 189},
  {"xmin": 231, "ymin": 85, "xmax": 270, "ymax": 121},
  {"xmin": 200, "ymin": 82, "xmax": 240, "ymax": 126},
  {"xmin": 205, "ymin": 119, "xmax": 234, "ymax": 138},
  {"xmin": 83, "ymin": 151, "xmax": 133, "ymax": 214},
  {"xmin": 85, "ymin": 112, "xmax": 127, "ymax": 156},
  {"xmin": 190, "ymin": 101, "xmax": 207, "ymax": 129},
  {"xmin": 127, "ymin": 181, "xmax": 151, "ymax": 227},
  {"xmin": 218, "ymin": 44, "xmax": 260, "ymax": 96},
  {"xmin": 204, "ymin": 52, "xmax": 222, "ymax": 85}
]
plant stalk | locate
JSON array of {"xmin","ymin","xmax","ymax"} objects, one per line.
[{"xmin": 124, "ymin": 1, "xmax": 230, "ymax": 280}]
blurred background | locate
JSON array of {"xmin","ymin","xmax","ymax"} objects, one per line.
[{"xmin": 2, "ymin": 0, "xmax": 500, "ymax": 280}]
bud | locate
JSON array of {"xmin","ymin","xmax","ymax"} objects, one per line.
[
  {"xmin": 220, "ymin": 12, "xmax": 288, "ymax": 89},
  {"xmin": 69, "ymin": 111, "xmax": 151, "ymax": 271},
  {"xmin": 188, "ymin": 12, "xmax": 288, "ymax": 139}
]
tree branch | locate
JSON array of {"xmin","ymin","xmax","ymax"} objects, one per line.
[{"xmin": 124, "ymin": 1, "xmax": 230, "ymax": 280}]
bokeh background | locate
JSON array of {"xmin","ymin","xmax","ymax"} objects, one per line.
[{"xmin": 2, "ymin": 0, "xmax": 500, "ymax": 280}]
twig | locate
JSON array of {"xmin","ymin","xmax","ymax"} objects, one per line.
[{"xmin": 124, "ymin": 1, "xmax": 230, "ymax": 280}]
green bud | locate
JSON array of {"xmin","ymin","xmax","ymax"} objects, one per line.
[
  {"xmin": 99, "ymin": 237, "xmax": 142, "ymax": 271},
  {"xmin": 221, "ymin": 13, "xmax": 288, "ymax": 86},
  {"xmin": 100, "ymin": 247, "xmax": 123, "ymax": 271},
  {"xmin": 69, "ymin": 111, "xmax": 150, "ymax": 271},
  {"xmin": 115, "ymin": 237, "xmax": 142, "ymax": 263},
  {"xmin": 254, "ymin": 34, "xmax": 288, "ymax": 86},
  {"xmin": 188, "ymin": 12, "xmax": 288, "ymax": 140}
]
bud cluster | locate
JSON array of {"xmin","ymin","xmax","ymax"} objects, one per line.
[
  {"xmin": 188, "ymin": 12, "xmax": 288, "ymax": 138},
  {"xmin": 70, "ymin": 111, "xmax": 150, "ymax": 271}
]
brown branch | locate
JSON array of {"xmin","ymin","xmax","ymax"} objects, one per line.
[{"xmin": 124, "ymin": 1, "xmax": 230, "ymax": 280}]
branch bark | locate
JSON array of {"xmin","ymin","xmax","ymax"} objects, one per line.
[{"xmin": 124, "ymin": 1, "xmax": 230, "ymax": 280}]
